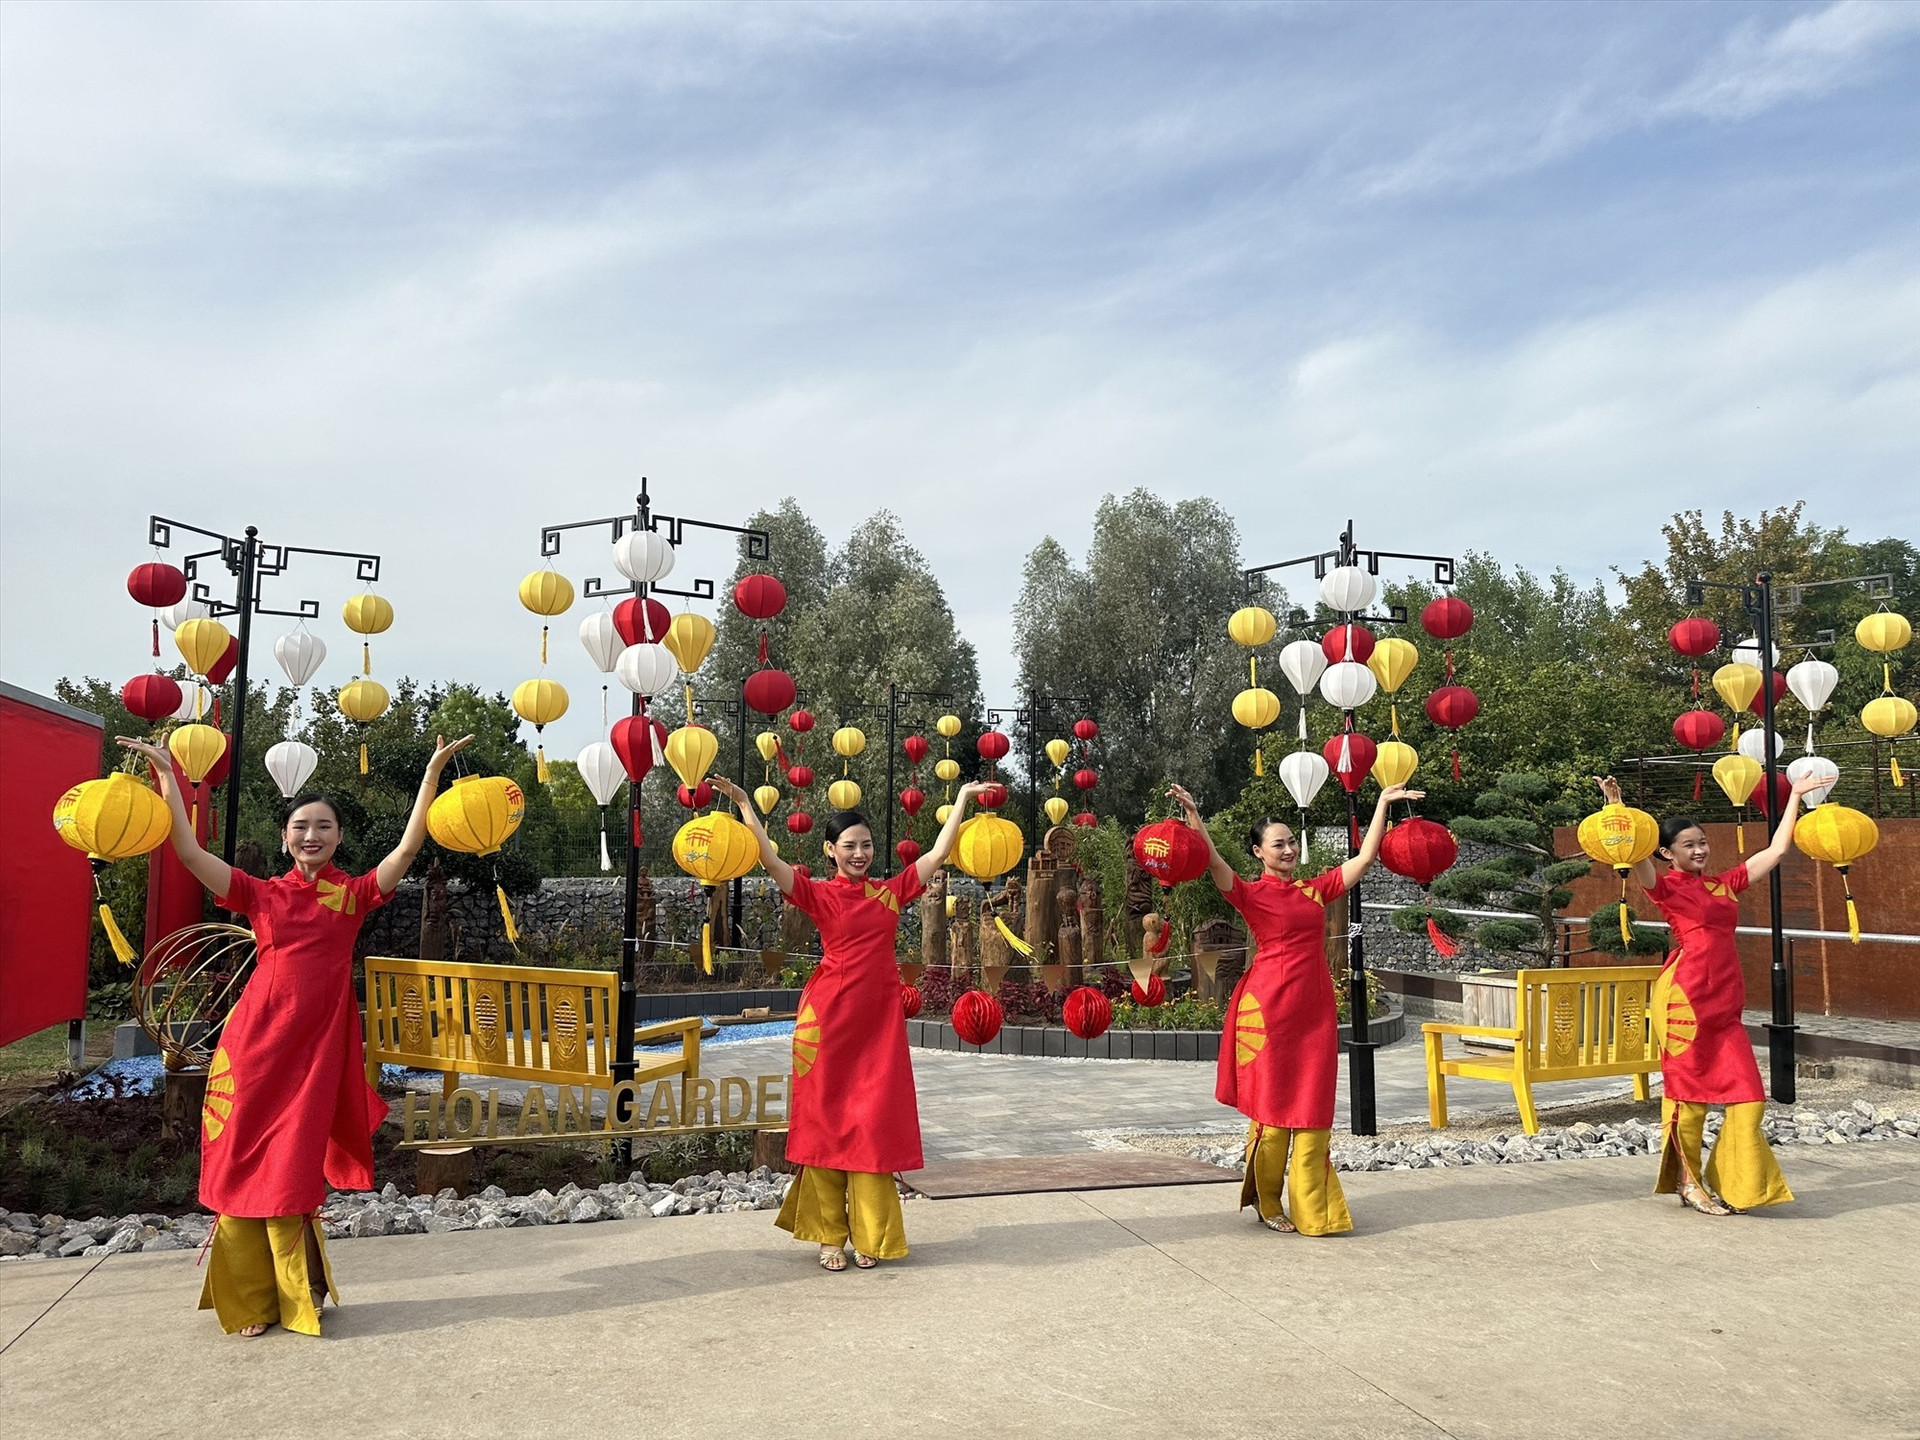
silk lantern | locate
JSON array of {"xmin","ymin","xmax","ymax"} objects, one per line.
[
  {"xmin": 1673, "ymin": 708, "xmax": 1727, "ymax": 800},
  {"xmin": 121, "ymin": 673, "xmax": 183, "ymax": 726},
  {"xmin": 1422, "ymin": 596, "xmax": 1474, "ymax": 643},
  {"xmin": 1745, "ymin": 671, "xmax": 1789, "ymax": 717},
  {"xmin": 1425, "ymin": 684, "xmax": 1480, "ymax": 781},
  {"xmin": 1073, "ymin": 768, "xmax": 1098, "ymax": 791},
  {"xmin": 1319, "ymin": 660, "xmax": 1376, "ymax": 712},
  {"xmin": 787, "ymin": 812, "xmax": 814, "ymax": 836},
  {"xmin": 1729, "ymin": 636, "xmax": 1762, "ymax": 670},
  {"xmin": 1857, "ymin": 608, "xmax": 1915, "ymax": 787},
  {"xmin": 429, "ymin": 774, "xmax": 527, "ymax": 941},
  {"xmin": 128, "ymin": 562, "xmax": 187, "ymax": 610},
  {"xmin": 264, "ymin": 740, "xmax": 318, "ymax": 800},
  {"xmin": 161, "ymin": 597, "xmax": 209, "ymax": 632},
  {"xmin": 1366, "ymin": 637, "xmax": 1419, "ymax": 736},
  {"xmin": 1133, "ymin": 819, "xmax": 1209, "ymax": 885},
  {"xmin": 1576, "ymin": 803, "xmax": 1660, "ymax": 943},
  {"xmin": 1278, "ymin": 749, "xmax": 1330, "ymax": 843},
  {"xmin": 1071, "ymin": 812, "xmax": 1097, "ymax": 828},
  {"xmin": 664, "ymin": 612, "xmax": 716, "ymax": 675},
  {"xmin": 1044, "ymin": 796, "xmax": 1070, "ymax": 825},
  {"xmin": 52, "ymin": 772, "xmax": 173, "ymax": 963},
  {"xmin": 518, "ymin": 569, "xmax": 574, "ymax": 664},
  {"xmin": 616, "ymin": 643, "xmax": 677, "ymax": 697},
  {"xmin": 612, "ymin": 529, "xmax": 675, "ymax": 585},
  {"xmin": 733, "ymin": 574, "xmax": 787, "ymax": 621},
  {"xmin": 756, "ymin": 731, "xmax": 782, "ymax": 764},
  {"xmin": 951, "ymin": 990, "xmax": 1004, "ymax": 1047},
  {"xmin": 577, "ymin": 740, "xmax": 626, "ymax": 870},
  {"xmin": 1371, "ymin": 740, "xmax": 1418, "ymax": 789},
  {"xmin": 1073, "ymin": 718, "xmax": 1098, "ymax": 742},
  {"xmin": 905, "ymin": 734, "xmax": 931, "ymax": 766},
  {"xmin": 1793, "ymin": 806, "xmax": 1878, "ymax": 942},
  {"xmin": 934, "ymin": 758, "xmax": 961, "ymax": 782},
  {"xmin": 1786, "ymin": 658, "xmax": 1839, "ymax": 753},
  {"xmin": 172, "ymin": 682, "xmax": 211, "ymax": 722},
  {"xmin": 677, "ymin": 781, "xmax": 714, "ymax": 810},
  {"xmin": 1785, "ymin": 755, "xmax": 1839, "ymax": 808},
  {"xmin": 511, "ymin": 678, "xmax": 570, "ymax": 782},
  {"xmin": 789, "ymin": 709, "xmax": 816, "ymax": 735},
  {"xmin": 834, "ymin": 727, "xmax": 868, "ymax": 760},
  {"xmin": 1669, "ymin": 616, "xmax": 1720, "ymax": 659},
  {"xmin": 1323, "ymin": 728, "xmax": 1377, "ymax": 799},
  {"xmin": 828, "ymin": 779, "xmax": 863, "ymax": 810},
  {"xmin": 1321, "ymin": 624, "xmax": 1375, "ymax": 665},
  {"xmin": 1379, "ymin": 816, "xmax": 1460, "ymax": 956},
  {"xmin": 665, "ymin": 725, "xmax": 719, "ymax": 790},
  {"xmin": 336, "ymin": 678, "xmax": 389, "ymax": 774},
  {"xmin": 1231, "ymin": 686, "xmax": 1281, "ymax": 773},
  {"xmin": 978, "ymin": 783, "xmax": 1009, "ymax": 809},
  {"xmin": 579, "ymin": 612, "xmax": 622, "ymax": 673},
  {"xmin": 895, "ymin": 838, "xmax": 921, "ymax": 866},
  {"xmin": 1228, "ymin": 606, "xmax": 1278, "ymax": 648},
  {"xmin": 274, "ymin": 630, "xmax": 327, "ymax": 688},
  {"xmin": 1736, "ymin": 728, "xmax": 1783, "ymax": 764},
  {"xmin": 1711, "ymin": 662, "xmax": 1762, "ymax": 743},
  {"xmin": 787, "ymin": 763, "xmax": 815, "ymax": 788},
  {"xmin": 341, "ymin": 592, "xmax": 393, "ymax": 675},
  {"xmin": 673, "ymin": 809, "xmax": 758, "ymax": 972},
  {"xmin": 900, "ymin": 787, "xmax": 927, "ymax": 816},
  {"xmin": 1712, "ymin": 753, "xmax": 1763, "ymax": 853},
  {"xmin": 936, "ymin": 714, "xmax": 962, "ymax": 739},
  {"xmin": 174, "ymin": 617, "xmax": 232, "ymax": 679},
  {"xmin": 612, "ymin": 595, "xmax": 670, "ymax": 647},
  {"xmin": 1319, "ymin": 565, "xmax": 1375, "ymax": 614},
  {"xmin": 1044, "ymin": 738, "xmax": 1070, "ymax": 768},
  {"xmin": 954, "ymin": 814, "xmax": 1024, "ymax": 880},
  {"xmin": 976, "ymin": 730, "xmax": 1010, "ymax": 763},
  {"xmin": 1278, "ymin": 638, "xmax": 1327, "ymax": 742},
  {"xmin": 744, "ymin": 669, "xmax": 797, "ymax": 716},
  {"xmin": 1063, "ymin": 986, "xmax": 1112, "ymax": 1041},
  {"xmin": 611, "ymin": 714, "xmax": 668, "ymax": 782}
]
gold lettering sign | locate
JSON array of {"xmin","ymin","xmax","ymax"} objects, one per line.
[{"xmin": 395, "ymin": 1074, "xmax": 795, "ymax": 1149}]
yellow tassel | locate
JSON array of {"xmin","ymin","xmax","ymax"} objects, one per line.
[
  {"xmin": 359, "ymin": 742, "xmax": 369, "ymax": 775},
  {"xmin": 1619, "ymin": 891, "xmax": 1632, "ymax": 946},
  {"xmin": 1892, "ymin": 756, "xmax": 1905, "ymax": 788},
  {"xmin": 1253, "ymin": 747, "xmax": 1265, "ymax": 777},
  {"xmin": 496, "ymin": 885, "xmax": 520, "ymax": 945},
  {"xmin": 536, "ymin": 746, "xmax": 550, "ymax": 784},
  {"xmin": 1390, "ymin": 701, "xmax": 1400, "ymax": 738},
  {"xmin": 1735, "ymin": 821, "xmax": 1745, "ymax": 854},
  {"xmin": 1846, "ymin": 896, "xmax": 1860, "ymax": 944},
  {"xmin": 362, "ymin": 642, "xmax": 371, "ymax": 676},
  {"xmin": 995, "ymin": 915, "xmax": 1033, "ymax": 958},
  {"xmin": 188, "ymin": 802, "xmax": 198, "ymax": 833},
  {"xmin": 1249, "ymin": 657, "xmax": 1257, "ymax": 687},
  {"xmin": 541, "ymin": 626, "xmax": 549, "ymax": 665},
  {"xmin": 99, "ymin": 904, "xmax": 136, "ymax": 965},
  {"xmin": 684, "ymin": 682, "xmax": 695, "ymax": 725},
  {"xmin": 1729, "ymin": 722, "xmax": 1740, "ymax": 748},
  {"xmin": 1886, "ymin": 662, "xmax": 1893, "ymax": 691},
  {"xmin": 701, "ymin": 921, "xmax": 714, "ymax": 975}
]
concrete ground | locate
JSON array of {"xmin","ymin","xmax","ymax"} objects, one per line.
[{"xmin": 4, "ymin": 1143, "xmax": 1914, "ymax": 1440}]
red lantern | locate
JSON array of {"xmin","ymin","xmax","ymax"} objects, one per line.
[
  {"xmin": 1668, "ymin": 617, "xmax": 1720, "ymax": 658},
  {"xmin": 206, "ymin": 635, "xmax": 240, "ymax": 686},
  {"xmin": 786, "ymin": 764, "xmax": 815, "ymax": 788},
  {"xmin": 612, "ymin": 596, "xmax": 671, "ymax": 646},
  {"xmin": 1322, "ymin": 731, "xmax": 1377, "ymax": 794},
  {"xmin": 1073, "ymin": 718, "xmax": 1098, "ymax": 742},
  {"xmin": 1672, "ymin": 710, "xmax": 1725, "ymax": 751},
  {"xmin": 677, "ymin": 781, "xmax": 714, "ymax": 809},
  {"xmin": 1132, "ymin": 819, "xmax": 1210, "ymax": 885},
  {"xmin": 1130, "ymin": 974, "xmax": 1166, "ymax": 1007},
  {"xmin": 733, "ymin": 574, "xmax": 787, "ymax": 621},
  {"xmin": 977, "ymin": 731, "xmax": 1011, "ymax": 762},
  {"xmin": 1420, "ymin": 596, "xmax": 1473, "ymax": 642},
  {"xmin": 1072, "ymin": 768, "xmax": 1098, "ymax": 791},
  {"xmin": 1753, "ymin": 771, "xmax": 1794, "ymax": 820},
  {"xmin": 121, "ymin": 673, "xmax": 184, "ymax": 723},
  {"xmin": 1379, "ymin": 818, "xmax": 1458, "ymax": 886},
  {"xmin": 895, "ymin": 838, "xmax": 921, "ymax": 866},
  {"xmin": 1425, "ymin": 685, "xmax": 1480, "ymax": 730},
  {"xmin": 202, "ymin": 737, "xmax": 234, "ymax": 792},
  {"xmin": 612, "ymin": 715, "xmax": 667, "ymax": 781},
  {"xmin": 788, "ymin": 709, "xmax": 816, "ymax": 734},
  {"xmin": 978, "ymin": 783, "xmax": 1008, "ymax": 810},
  {"xmin": 743, "ymin": 668, "xmax": 797, "ymax": 716},
  {"xmin": 899, "ymin": 787, "xmax": 927, "ymax": 816},
  {"xmin": 786, "ymin": 812, "xmax": 814, "ymax": 836},
  {"xmin": 951, "ymin": 990, "xmax": 1004, "ymax": 1046},
  {"xmin": 1321, "ymin": 624, "xmax": 1375, "ymax": 664},
  {"xmin": 900, "ymin": 983, "xmax": 924, "ymax": 1020},
  {"xmin": 127, "ymin": 563, "xmax": 187, "ymax": 609},
  {"xmin": 903, "ymin": 735, "xmax": 930, "ymax": 765},
  {"xmin": 1063, "ymin": 986, "xmax": 1112, "ymax": 1040},
  {"xmin": 1071, "ymin": 811, "xmax": 1097, "ymax": 828},
  {"xmin": 1747, "ymin": 671, "xmax": 1789, "ymax": 716}
]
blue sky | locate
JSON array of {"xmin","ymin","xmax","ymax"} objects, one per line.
[{"xmin": 2, "ymin": 1, "xmax": 1915, "ymax": 760}]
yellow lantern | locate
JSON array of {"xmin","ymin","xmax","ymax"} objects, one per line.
[
  {"xmin": 1855, "ymin": 610, "xmax": 1912, "ymax": 656},
  {"xmin": 1712, "ymin": 753, "xmax": 1763, "ymax": 853},
  {"xmin": 511, "ymin": 679, "xmax": 570, "ymax": 782},
  {"xmin": 953, "ymin": 814, "xmax": 1025, "ymax": 880},
  {"xmin": 430, "ymin": 774, "xmax": 529, "ymax": 944},
  {"xmin": 1862, "ymin": 695, "xmax": 1917, "ymax": 738},
  {"xmin": 1232, "ymin": 687, "xmax": 1281, "ymax": 775},
  {"xmin": 827, "ymin": 779, "xmax": 863, "ymax": 811},
  {"xmin": 663, "ymin": 612, "xmax": 716, "ymax": 674},
  {"xmin": 832, "ymin": 726, "xmax": 867, "ymax": 759},
  {"xmin": 934, "ymin": 758, "xmax": 961, "ymax": 783},
  {"xmin": 754, "ymin": 784, "xmax": 781, "ymax": 815},
  {"xmin": 167, "ymin": 723, "xmax": 227, "ymax": 786},
  {"xmin": 1371, "ymin": 740, "xmax": 1419, "ymax": 789},
  {"xmin": 664, "ymin": 725, "xmax": 719, "ymax": 790},
  {"xmin": 1367, "ymin": 637, "xmax": 1420, "ymax": 735},
  {"xmin": 1576, "ymin": 802, "xmax": 1660, "ymax": 942},
  {"xmin": 1793, "ymin": 805, "xmax": 1879, "ymax": 943},
  {"xmin": 673, "ymin": 811, "xmax": 760, "ymax": 884},
  {"xmin": 935, "ymin": 803, "xmax": 953, "ymax": 824},
  {"xmin": 1044, "ymin": 796, "xmax": 1070, "ymax": 825},
  {"xmin": 936, "ymin": 714, "xmax": 962, "ymax": 739},
  {"xmin": 342, "ymin": 592, "xmax": 394, "ymax": 675},
  {"xmin": 338, "ymin": 677, "xmax": 391, "ymax": 774},
  {"xmin": 518, "ymin": 570, "xmax": 574, "ymax": 663},
  {"xmin": 1711, "ymin": 662, "xmax": 1761, "ymax": 718},
  {"xmin": 52, "ymin": 772, "xmax": 172, "ymax": 964},
  {"xmin": 755, "ymin": 731, "xmax": 781, "ymax": 763},
  {"xmin": 1227, "ymin": 607, "xmax": 1278, "ymax": 648},
  {"xmin": 1045, "ymin": 738, "xmax": 1071, "ymax": 768},
  {"xmin": 174, "ymin": 617, "xmax": 232, "ymax": 678}
]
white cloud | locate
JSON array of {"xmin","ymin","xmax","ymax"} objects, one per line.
[{"xmin": 1666, "ymin": 0, "xmax": 1920, "ymax": 122}]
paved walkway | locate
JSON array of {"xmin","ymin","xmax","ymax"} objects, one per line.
[{"xmin": 3, "ymin": 1143, "xmax": 1914, "ymax": 1439}]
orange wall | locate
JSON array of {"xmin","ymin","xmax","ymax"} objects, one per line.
[{"xmin": 1557, "ymin": 817, "xmax": 1920, "ymax": 1022}]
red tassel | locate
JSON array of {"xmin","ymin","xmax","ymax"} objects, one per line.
[
  {"xmin": 1693, "ymin": 769, "xmax": 1703, "ymax": 802},
  {"xmin": 1427, "ymin": 917, "xmax": 1459, "ymax": 957},
  {"xmin": 1451, "ymin": 749, "xmax": 1461, "ymax": 782},
  {"xmin": 758, "ymin": 631, "xmax": 770, "ymax": 666},
  {"xmin": 152, "ymin": 619, "xmax": 160, "ymax": 658},
  {"xmin": 1691, "ymin": 667, "xmax": 1700, "ymax": 700},
  {"xmin": 1350, "ymin": 816, "xmax": 1361, "ymax": 849},
  {"xmin": 631, "ymin": 812, "xmax": 643, "ymax": 848}
]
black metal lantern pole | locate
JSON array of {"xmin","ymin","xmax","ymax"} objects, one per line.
[
  {"xmin": 1683, "ymin": 568, "xmax": 1897, "ymax": 1104},
  {"xmin": 1245, "ymin": 520, "xmax": 1456, "ymax": 1138},
  {"xmin": 537, "ymin": 481, "xmax": 768, "ymax": 1120},
  {"xmin": 146, "ymin": 517, "xmax": 383, "ymax": 866},
  {"xmin": 883, "ymin": 684, "xmax": 955, "ymax": 875}
]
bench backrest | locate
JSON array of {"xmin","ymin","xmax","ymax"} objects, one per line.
[
  {"xmin": 1514, "ymin": 965, "xmax": 1662, "ymax": 1079},
  {"xmin": 365, "ymin": 956, "xmax": 617, "ymax": 1088}
]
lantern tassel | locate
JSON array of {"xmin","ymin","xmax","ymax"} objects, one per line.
[
  {"xmin": 1805, "ymin": 720, "xmax": 1815, "ymax": 755},
  {"xmin": 541, "ymin": 626, "xmax": 549, "ymax": 665},
  {"xmin": 1253, "ymin": 746, "xmax": 1264, "ymax": 777},
  {"xmin": 1350, "ymin": 815, "xmax": 1360, "ymax": 849},
  {"xmin": 1730, "ymin": 722, "xmax": 1741, "ymax": 749},
  {"xmin": 1249, "ymin": 657, "xmax": 1258, "ymax": 687},
  {"xmin": 359, "ymin": 743, "xmax": 369, "ymax": 775},
  {"xmin": 1338, "ymin": 733, "xmax": 1352, "ymax": 774},
  {"xmin": 632, "ymin": 811, "xmax": 643, "ymax": 848},
  {"xmin": 1298, "ymin": 707, "xmax": 1308, "ymax": 742},
  {"xmin": 1298, "ymin": 819, "xmax": 1308, "ymax": 866},
  {"xmin": 1892, "ymin": 757, "xmax": 1904, "ymax": 789},
  {"xmin": 1389, "ymin": 701, "xmax": 1400, "ymax": 738},
  {"xmin": 600, "ymin": 823, "xmax": 612, "ymax": 872},
  {"xmin": 995, "ymin": 916, "xmax": 1034, "ymax": 958},
  {"xmin": 1426, "ymin": 916, "xmax": 1458, "ymax": 958},
  {"xmin": 496, "ymin": 885, "xmax": 520, "ymax": 945},
  {"xmin": 151, "ymin": 619, "xmax": 160, "ymax": 658},
  {"xmin": 701, "ymin": 920, "xmax": 713, "ymax": 975},
  {"xmin": 759, "ymin": 631, "xmax": 770, "ymax": 667},
  {"xmin": 1841, "ymin": 871, "xmax": 1859, "ymax": 944},
  {"xmin": 1691, "ymin": 666, "xmax": 1699, "ymax": 700},
  {"xmin": 1693, "ymin": 768, "xmax": 1703, "ymax": 802},
  {"xmin": 1451, "ymin": 748, "xmax": 1462, "ymax": 782},
  {"xmin": 536, "ymin": 745, "xmax": 550, "ymax": 784},
  {"xmin": 1618, "ymin": 881, "xmax": 1632, "ymax": 946},
  {"xmin": 1736, "ymin": 820, "xmax": 1746, "ymax": 854},
  {"xmin": 99, "ymin": 902, "xmax": 137, "ymax": 966},
  {"xmin": 684, "ymin": 682, "xmax": 695, "ymax": 725},
  {"xmin": 362, "ymin": 641, "xmax": 371, "ymax": 676}
]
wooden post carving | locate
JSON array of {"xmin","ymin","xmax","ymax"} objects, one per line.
[
  {"xmin": 921, "ymin": 869, "xmax": 948, "ymax": 971},
  {"xmin": 1123, "ymin": 851, "xmax": 1153, "ymax": 959},
  {"xmin": 978, "ymin": 892, "xmax": 1011, "ymax": 996},
  {"xmin": 1024, "ymin": 854, "xmax": 1056, "ymax": 974},
  {"xmin": 949, "ymin": 897, "xmax": 976, "ymax": 986},
  {"xmin": 418, "ymin": 859, "xmax": 449, "ymax": 962},
  {"xmin": 1051, "ymin": 873, "xmax": 1081, "ymax": 991},
  {"xmin": 1079, "ymin": 875, "xmax": 1105, "ymax": 974}
]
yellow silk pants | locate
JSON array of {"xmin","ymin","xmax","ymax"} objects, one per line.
[
  {"xmin": 198, "ymin": 1215, "xmax": 338, "ymax": 1336},
  {"xmin": 774, "ymin": 1166, "xmax": 908, "ymax": 1259},
  {"xmin": 1656, "ymin": 1099, "xmax": 1794, "ymax": 1210},
  {"xmin": 1240, "ymin": 1123, "xmax": 1352, "ymax": 1236}
]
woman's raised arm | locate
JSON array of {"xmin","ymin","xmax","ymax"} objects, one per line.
[
  {"xmin": 117, "ymin": 737, "xmax": 231, "ymax": 896},
  {"xmin": 710, "ymin": 777, "xmax": 795, "ymax": 895},
  {"xmin": 376, "ymin": 735, "xmax": 473, "ymax": 894},
  {"xmin": 1168, "ymin": 783, "xmax": 1237, "ymax": 894}
]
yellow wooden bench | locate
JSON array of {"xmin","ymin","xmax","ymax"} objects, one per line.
[
  {"xmin": 364, "ymin": 957, "xmax": 702, "ymax": 1104},
  {"xmin": 1422, "ymin": 965, "xmax": 1662, "ymax": 1135}
]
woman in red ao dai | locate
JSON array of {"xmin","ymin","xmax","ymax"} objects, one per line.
[
  {"xmin": 1167, "ymin": 780, "xmax": 1419, "ymax": 1235},
  {"xmin": 712, "ymin": 775, "xmax": 992, "ymax": 1272}
]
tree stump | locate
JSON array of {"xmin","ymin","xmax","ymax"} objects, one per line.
[
  {"xmin": 920, "ymin": 870, "xmax": 948, "ymax": 971},
  {"xmin": 949, "ymin": 898, "xmax": 976, "ymax": 985},
  {"xmin": 161, "ymin": 1066, "xmax": 207, "ymax": 1143},
  {"xmin": 418, "ymin": 859, "xmax": 449, "ymax": 962},
  {"xmin": 754, "ymin": 1128, "xmax": 796, "ymax": 1175},
  {"xmin": 978, "ymin": 896, "xmax": 1012, "ymax": 995},
  {"xmin": 416, "ymin": 1145, "xmax": 474, "ymax": 1198},
  {"xmin": 1024, "ymin": 855, "xmax": 1057, "ymax": 975}
]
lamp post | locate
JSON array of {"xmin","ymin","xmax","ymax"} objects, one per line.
[
  {"xmin": 537, "ymin": 481, "xmax": 768, "ymax": 1121},
  {"xmin": 1683, "ymin": 568, "xmax": 1897, "ymax": 1104},
  {"xmin": 986, "ymin": 689, "xmax": 1094, "ymax": 841},
  {"xmin": 1245, "ymin": 520, "xmax": 1456, "ymax": 1138},
  {"xmin": 146, "ymin": 516, "xmax": 383, "ymax": 866}
]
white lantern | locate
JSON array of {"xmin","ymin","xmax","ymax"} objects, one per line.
[
  {"xmin": 1736, "ymin": 728, "xmax": 1784, "ymax": 763},
  {"xmin": 1277, "ymin": 639, "xmax": 1327, "ymax": 697},
  {"xmin": 274, "ymin": 631, "xmax": 327, "ymax": 687},
  {"xmin": 1786, "ymin": 659, "xmax": 1838, "ymax": 714},
  {"xmin": 162, "ymin": 598, "xmax": 210, "ymax": 631},
  {"xmin": 1319, "ymin": 660, "xmax": 1377, "ymax": 712},
  {"xmin": 1730, "ymin": 636, "xmax": 1763, "ymax": 670},
  {"xmin": 612, "ymin": 530, "xmax": 675, "ymax": 585},
  {"xmin": 579, "ymin": 612, "xmax": 622, "ymax": 673},
  {"xmin": 172, "ymin": 683, "xmax": 212, "ymax": 722},
  {"xmin": 1278, "ymin": 750, "xmax": 1330, "ymax": 810},
  {"xmin": 264, "ymin": 740, "xmax": 318, "ymax": 799},
  {"xmin": 614, "ymin": 642, "xmax": 677, "ymax": 697},
  {"xmin": 1785, "ymin": 755, "xmax": 1839, "ymax": 807},
  {"xmin": 1319, "ymin": 565, "xmax": 1376, "ymax": 614},
  {"xmin": 576, "ymin": 741, "xmax": 625, "ymax": 807}
]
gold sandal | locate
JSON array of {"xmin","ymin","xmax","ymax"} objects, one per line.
[
  {"xmin": 1260, "ymin": 1213, "xmax": 1296, "ymax": 1233},
  {"xmin": 818, "ymin": 1246, "xmax": 847, "ymax": 1271},
  {"xmin": 853, "ymin": 1251, "xmax": 878, "ymax": 1269},
  {"xmin": 1679, "ymin": 1182, "xmax": 1732, "ymax": 1217}
]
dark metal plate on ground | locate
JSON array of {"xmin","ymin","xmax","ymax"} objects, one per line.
[{"xmin": 902, "ymin": 1153, "xmax": 1238, "ymax": 1199}]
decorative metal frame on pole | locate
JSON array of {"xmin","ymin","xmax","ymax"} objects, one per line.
[
  {"xmin": 985, "ymin": 690, "xmax": 1095, "ymax": 842},
  {"xmin": 1245, "ymin": 520, "xmax": 1456, "ymax": 1138},
  {"xmin": 536, "ymin": 480, "xmax": 768, "ymax": 1140},
  {"xmin": 146, "ymin": 516, "xmax": 383, "ymax": 866},
  {"xmin": 1683, "ymin": 568, "xmax": 1898, "ymax": 1105},
  {"xmin": 883, "ymin": 684, "xmax": 955, "ymax": 875}
]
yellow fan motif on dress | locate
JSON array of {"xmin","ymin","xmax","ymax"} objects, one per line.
[
  {"xmin": 792, "ymin": 1003, "xmax": 821, "ymax": 1077},
  {"xmin": 1234, "ymin": 992, "xmax": 1268, "ymax": 1067},
  {"xmin": 863, "ymin": 881, "xmax": 900, "ymax": 914},
  {"xmin": 1650, "ymin": 975, "xmax": 1697, "ymax": 1058},
  {"xmin": 202, "ymin": 1047, "xmax": 237, "ymax": 1142}
]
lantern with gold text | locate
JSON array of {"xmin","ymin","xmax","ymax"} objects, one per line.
[
  {"xmin": 1133, "ymin": 819, "xmax": 1210, "ymax": 886},
  {"xmin": 429, "ymin": 774, "xmax": 528, "ymax": 943},
  {"xmin": 53, "ymin": 772, "xmax": 173, "ymax": 963},
  {"xmin": 1576, "ymin": 803, "xmax": 1659, "ymax": 944}
]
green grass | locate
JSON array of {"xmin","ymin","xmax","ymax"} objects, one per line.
[{"xmin": 0, "ymin": 1024, "xmax": 86, "ymax": 1080}]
